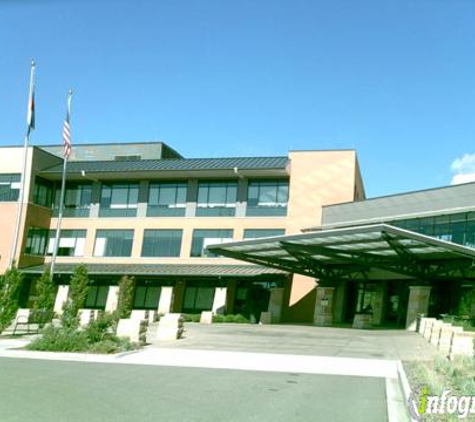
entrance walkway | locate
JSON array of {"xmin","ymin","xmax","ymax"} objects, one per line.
[{"xmin": 149, "ymin": 322, "xmax": 439, "ymax": 361}]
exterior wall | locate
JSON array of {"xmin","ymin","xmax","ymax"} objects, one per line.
[{"xmin": 284, "ymin": 150, "xmax": 361, "ymax": 321}]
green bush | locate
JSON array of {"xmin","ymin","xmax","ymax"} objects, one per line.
[
  {"xmin": 62, "ymin": 265, "xmax": 89, "ymax": 329},
  {"xmin": 212, "ymin": 314, "xmax": 225, "ymax": 323},
  {"xmin": 233, "ymin": 314, "xmax": 250, "ymax": 323},
  {"xmin": 182, "ymin": 314, "xmax": 201, "ymax": 322},
  {"xmin": 32, "ymin": 268, "xmax": 56, "ymax": 326},
  {"xmin": 84, "ymin": 312, "xmax": 117, "ymax": 343},
  {"xmin": 27, "ymin": 326, "xmax": 89, "ymax": 352},
  {"xmin": 224, "ymin": 314, "xmax": 235, "ymax": 323},
  {"xmin": 0, "ymin": 265, "xmax": 24, "ymax": 333},
  {"xmin": 211, "ymin": 314, "xmax": 250, "ymax": 323},
  {"xmin": 117, "ymin": 275, "xmax": 135, "ymax": 319}
]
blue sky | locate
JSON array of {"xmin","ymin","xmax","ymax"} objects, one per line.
[{"xmin": 1, "ymin": 0, "xmax": 475, "ymax": 197}]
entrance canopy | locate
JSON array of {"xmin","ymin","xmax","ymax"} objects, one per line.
[{"xmin": 207, "ymin": 224, "xmax": 475, "ymax": 282}]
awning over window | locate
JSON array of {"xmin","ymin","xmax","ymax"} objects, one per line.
[{"xmin": 207, "ymin": 224, "xmax": 475, "ymax": 281}]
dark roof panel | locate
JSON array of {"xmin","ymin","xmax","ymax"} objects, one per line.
[{"xmin": 41, "ymin": 156, "xmax": 289, "ymax": 174}]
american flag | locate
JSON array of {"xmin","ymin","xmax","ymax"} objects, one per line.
[{"xmin": 63, "ymin": 91, "xmax": 72, "ymax": 159}]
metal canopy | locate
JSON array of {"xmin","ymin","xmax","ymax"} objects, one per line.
[{"xmin": 207, "ymin": 224, "xmax": 475, "ymax": 281}]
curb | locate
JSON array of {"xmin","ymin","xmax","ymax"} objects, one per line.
[{"xmin": 396, "ymin": 360, "xmax": 417, "ymax": 422}]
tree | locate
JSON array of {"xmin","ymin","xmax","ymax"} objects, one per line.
[
  {"xmin": 32, "ymin": 267, "xmax": 56, "ymax": 326},
  {"xmin": 61, "ymin": 264, "xmax": 89, "ymax": 329},
  {"xmin": 117, "ymin": 275, "xmax": 135, "ymax": 319},
  {"xmin": 0, "ymin": 265, "xmax": 24, "ymax": 332}
]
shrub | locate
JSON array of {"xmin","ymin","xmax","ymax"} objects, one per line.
[
  {"xmin": 182, "ymin": 314, "xmax": 201, "ymax": 322},
  {"xmin": 224, "ymin": 314, "xmax": 235, "ymax": 323},
  {"xmin": 27, "ymin": 326, "xmax": 89, "ymax": 352},
  {"xmin": 61, "ymin": 264, "xmax": 89, "ymax": 329},
  {"xmin": 32, "ymin": 268, "xmax": 56, "ymax": 326},
  {"xmin": 117, "ymin": 275, "xmax": 135, "ymax": 319},
  {"xmin": 84, "ymin": 312, "xmax": 117, "ymax": 343},
  {"xmin": 212, "ymin": 314, "xmax": 225, "ymax": 323},
  {"xmin": 233, "ymin": 314, "xmax": 250, "ymax": 323},
  {"xmin": 0, "ymin": 265, "xmax": 24, "ymax": 333}
]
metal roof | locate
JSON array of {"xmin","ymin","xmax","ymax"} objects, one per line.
[
  {"xmin": 21, "ymin": 263, "xmax": 286, "ymax": 277},
  {"xmin": 40, "ymin": 156, "xmax": 289, "ymax": 175},
  {"xmin": 207, "ymin": 224, "xmax": 475, "ymax": 281}
]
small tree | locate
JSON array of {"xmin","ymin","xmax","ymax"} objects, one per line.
[
  {"xmin": 62, "ymin": 264, "xmax": 89, "ymax": 329},
  {"xmin": 117, "ymin": 275, "xmax": 135, "ymax": 319},
  {"xmin": 0, "ymin": 265, "xmax": 24, "ymax": 332},
  {"xmin": 32, "ymin": 268, "xmax": 56, "ymax": 325}
]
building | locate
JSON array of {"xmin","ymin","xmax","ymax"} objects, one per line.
[
  {"xmin": 0, "ymin": 141, "xmax": 364, "ymax": 322},
  {"xmin": 210, "ymin": 181, "xmax": 475, "ymax": 329}
]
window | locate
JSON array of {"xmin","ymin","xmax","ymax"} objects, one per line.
[
  {"xmin": 85, "ymin": 284, "xmax": 108, "ymax": 309},
  {"xmin": 182, "ymin": 287, "xmax": 215, "ymax": 313},
  {"xmin": 247, "ymin": 180, "xmax": 289, "ymax": 216},
  {"xmin": 197, "ymin": 181, "xmax": 237, "ymax": 216},
  {"xmin": 0, "ymin": 174, "xmax": 20, "ymax": 202},
  {"xmin": 147, "ymin": 182, "xmax": 186, "ymax": 217},
  {"xmin": 33, "ymin": 177, "xmax": 54, "ymax": 208},
  {"xmin": 141, "ymin": 229, "xmax": 183, "ymax": 257},
  {"xmin": 243, "ymin": 229, "xmax": 286, "ymax": 239},
  {"xmin": 54, "ymin": 183, "xmax": 92, "ymax": 217},
  {"xmin": 47, "ymin": 230, "xmax": 87, "ymax": 257},
  {"xmin": 99, "ymin": 183, "xmax": 139, "ymax": 217},
  {"xmin": 24, "ymin": 227, "xmax": 49, "ymax": 255},
  {"xmin": 93, "ymin": 230, "xmax": 134, "ymax": 257},
  {"xmin": 190, "ymin": 229, "xmax": 233, "ymax": 257},
  {"xmin": 133, "ymin": 285, "xmax": 161, "ymax": 309}
]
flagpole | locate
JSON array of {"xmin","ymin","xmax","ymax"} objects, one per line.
[{"xmin": 9, "ymin": 60, "xmax": 36, "ymax": 270}]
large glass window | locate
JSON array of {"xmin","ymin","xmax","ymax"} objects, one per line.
[
  {"xmin": 0, "ymin": 174, "xmax": 20, "ymax": 202},
  {"xmin": 246, "ymin": 180, "xmax": 289, "ymax": 216},
  {"xmin": 243, "ymin": 229, "xmax": 286, "ymax": 239},
  {"xmin": 54, "ymin": 183, "xmax": 92, "ymax": 217},
  {"xmin": 141, "ymin": 229, "xmax": 183, "ymax": 257},
  {"xmin": 147, "ymin": 182, "xmax": 187, "ymax": 217},
  {"xmin": 93, "ymin": 230, "xmax": 134, "ymax": 257},
  {"xmin": 190, "ymin": 229, "xmax": 233, "ymax": 257},
  {"xmin": 133, "ymin": 285, "xmax": 161, "ymax": 309},
  {"xmin": 33, "ymin": 177, "xmax": 54, "ymax": 208},
  {"xmin": 24, "ymin": 227, "xmax": 49, "ymax": 255},
  {"xmin": 85, "ymin": 283, "xmax": 108, "ymax": 309},
  {"xmin": 197, "ymin": 181, "xmax": 237, "ymax": 216},
  {"xmin": 182, "ymin": 287, "xmax": 215, "ymax": 313},
  {"xmin": 47, "ymin": 230, "xmax": 87, "ymax": 257},
  {"xmin": 99, "ymin": 183, "xmax": 139, "ymax": 217}
]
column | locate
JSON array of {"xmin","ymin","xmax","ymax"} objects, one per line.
[
  {"xmin": 158, "ymin": 286, "xmax": 174, "ymax": 314},
  {"xmin": 105, "ymin": 286, "xmax": 119, "ymax": 313},
  {"xmin": 470, "ymin": 286, "xmax": 475, "ymax": 320},
  {"xmin": 313, "ymin": 286, "xmax": 335, "ymax": 326},
  {"xmin": 406, "ymin": 285, "xmax": 432, "ymax": 331},
  {"xmin": 235, "ymin": 178, "xmax": 248, "ymax": 217},
  {"xmin": 54, "ymin": 285, "xmax": 69, "ymax": 315},
  {"xmin": 332, "ymin": 282, "xmax": 347, "ymax": 324},
  {"xmin": 371, "ymin": 283, "xmax": 385, "ymax": 326},
  {"xmin": 89, "ymin": 182, "xmax": 101, "ymax": 218},
  {"xmin": 268, "ymin": 287, "xmax": 284, "ymax": 323},
  {"xmin": 212, "ymin": 287, "xmax": 227, "ymax": 315},
  {"xmin": 185, "ymin": 180, "xmax": 198, "ymax": 217},
  {"xmin": 136, "ymin": 181, "xmax": 148, "ymax": 217},
  {"xmin": 226, "ymin": 280, "xmax": 237, "ymax": 315},
  {"xmin": 171, "ymin": 281, "xmax": 186, "ymax": 313}
]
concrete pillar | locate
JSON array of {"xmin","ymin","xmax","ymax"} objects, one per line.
[
  {"xmin": 226, "ymin": 280, "xmax": 237, "ymax": 314},
  {"xmin": 332, "ymin": 282, "xmax": 347, "ymax": 324},
  {"xmin": 136, "ymin": 181, "xmax": 148, "ymax": 218},
  {"xmin": 158, "ymin": 286, "xmax": 173, "ymax": 314},
  {"xmin": 54, "ymin": 285, "xmax": 69, "ymax": 315},
  {"xmin": 212, "ymin": 287, "xmax": 227, "ymax": 315},
  {"xmin": 314, "ymin": 286, "xmax": 335, "ymax": 326},
  {"xmin": 268, "ymin": 287, "xmax": 284, "ymax": 323},
  {"xmin": 235, "ymin": 178, "xmax": 248, "ymax": 217},
  {"xmin": 185, "ymin": 180, "xmax": 198, "ymax": 217},
  {"xmin": 406, "ymin": 285, "xmax": 432, "ymax": 331},
  {"xmin": 105, "ymin": 286, "xmax": 119, "ymax": 313},
  {"xmin": 171, "ymin": 281, "xmax": 186, "ymax": 313},
  {"xmin": 89, "ymin": 182, "xmax": 101, "ymax": 218},
  {"xmin": 371, "ymin": 284, "xmax": 385, "ymax": 326}
]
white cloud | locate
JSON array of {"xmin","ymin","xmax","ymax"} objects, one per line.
[{"xmin": 450, "ymin": 153, "xmax": 475, "ymax": 185}]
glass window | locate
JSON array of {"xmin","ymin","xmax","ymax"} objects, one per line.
[
  {"xmin": 99, "ymin": 183, "xmax": 139, "ymax": 217},
  {"xmin": 196, "ymin": 181, "xmax": 237, "ymax": 216},
  {"xmin": 190, "ymin": 229, "xmax": 233, "ymax": 257},
  {"xmin": 182, "ymin": 287, "xmax": 215, "ymax": 313},
  {"xmin": 133, "ymin": 286, "xmax": 161, "ymax": 309},
  {"xmin": 47, "ymin": 230, "xmax": 87, "ymax": 257},
  {"xmin": 85, "ymin": 284, "xmax": 108, "ymax": 309},
  {"xmin": 93, "ymin": 230, "xmax": 134, "ymax": 257},
  {"xmin": 0, "ymin": 174, "xmax": 21, "ymax": 202},
  {"xmin": 141, "ymin": 229, "xmax": 183, "ymax": 257},
  {"xmin": 33, "ymin": 177, "xmax": 54, "ymax": 208},
  {"xmin": 246, "ymin": 180, "xmax": 288, "ymax": 216},
  {"xmin": 147, "ymin": 182, "xmax": 187, "ymax": 217},
  {"xmin": 24, "ymin": 227, "xmax": 49, "ymax": 255},
  {"xmin": 243, "ymin": 229, "xmax": 286, "ymax": 239},
  {"xmin": 54, "ymin": 183, "xmax": 92, "ymax": 217}
]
